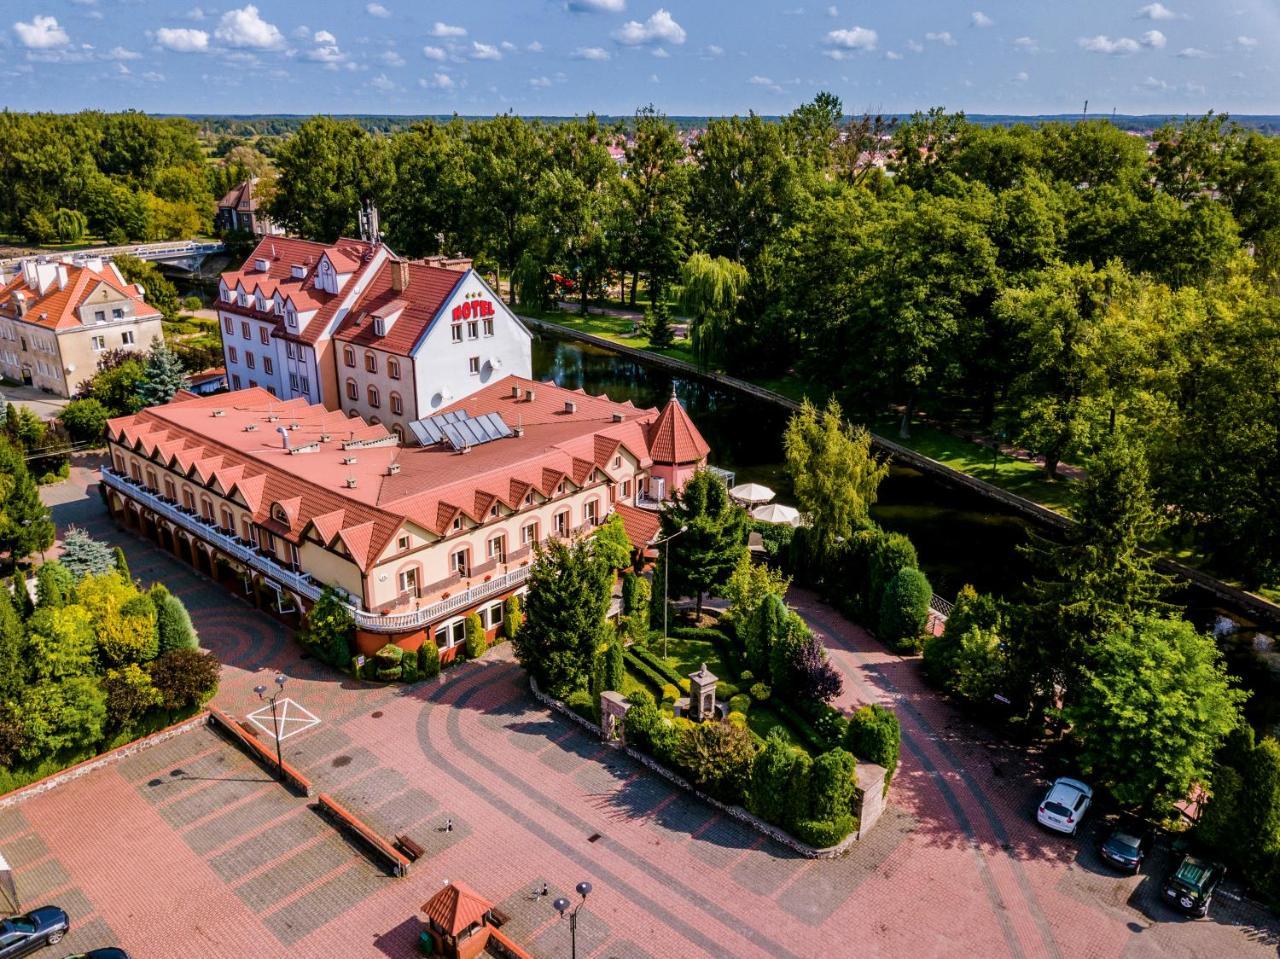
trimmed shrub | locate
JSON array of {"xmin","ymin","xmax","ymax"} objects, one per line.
[
  {"xmin": 417, "ymin": 639, "xmax": 441, "ymax": 678},
  {"xmin": 464, "ymin": 613, "xmax": 488, "ymax": 659},
  {"xmin": 373, "ymin": 643, "xmax": 405, "ymax": 682},
  {"xmin": 502, "ymin": 595, "xmax": 522, "ymax": 641},
  {"xmin": 660, "ymin": 683, "xmax": 679, "ymax": 703},
  {"xmin": 878, "ymin": 567, "xmax": 931, "ymax": 653},
  {"xmin": 153, "ymin": 589, "xmax": 199, "ymax": 654},
  {"xmin": 747, "ymin": 730, "xmax": 800, "ymax": 825},
  {"xmin": 726, "ymin": 712, "xmax": 749, "ymax": 731},
  {"xmin": 34, "ymin": 562, "xmax": 73, "ymax": 610},
  {"xmin": 715, "ymin": 681, "xmax": 740, "ymax": 700},
  {"xmin": 750, "ymin": 682, "xmax": 771, "ymax": 702},
  {"xmin": 728, "ymin": 693, "xmax": 752, "ymax": 715},
  {"xmin": 739, "ymin": 670, "xmax": 754, "ymax": 683},
  {"xmin": 845, "ymin": 703, "xmax": 901, "ymax": 784},
  {"xmin": 783, "ymin": 750, "xmax": 813, "ymax": 830},
  {"xmin": 868, "ymin": 530, "xmax": 918, "ymax": 618},
  {"xmin": 400, "ymin": 658, "xmax": 419, "ymax": 683},
  {"xmin": 623, "ymin": 689, "xmax": 667, "ymax": 753},
  {"xmin": 670, "ymin": 719, "xmax": 757, "ymax": 804},
  {"xmin": 809, "ymin": 748, "xmax": 857, "ymax": 821},
  {"xmin": 112, "ymin": 546, "xmax": 132, "ymax": 581},
  {"xmin": 790, "ymin": 815, "xmax": 857, "ymax": 848},
  {"xmin": 565, "ymin": 689, "xmax": 596, "ymax": 722}
]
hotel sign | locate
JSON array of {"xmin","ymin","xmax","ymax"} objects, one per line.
[{"xmin": 452, "ymin": 299, "xmax": 495, "ymax": 322}]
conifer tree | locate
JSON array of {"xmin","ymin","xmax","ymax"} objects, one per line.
[
  {"xmin": 656, "ymin": 470, "xmax": 749, "ymax": 618},
  {"xmin": 135, "ymin": 339, "xmax": 187, "ymax": 408}
]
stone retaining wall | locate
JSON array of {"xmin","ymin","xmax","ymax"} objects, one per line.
[
  {"xmin": 528, "ymin": 677, "xmax": 868, "ymax": 859},
  {"xmin": 0, "ymin": 712, "xmax": 210, "ymax": 810}
]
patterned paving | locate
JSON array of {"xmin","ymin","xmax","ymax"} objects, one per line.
[{"xmin": 1, "ymin": 462, "xmax": 1275, "ymax": 958}]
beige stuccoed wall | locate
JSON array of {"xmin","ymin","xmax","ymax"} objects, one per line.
[
  {"xmin": 59, "ymin": 314, "xmax": 163, "ymax": 397},
  {"xmin": 336, "ymin": 344, "xmax": 418, "ymax": 441}
]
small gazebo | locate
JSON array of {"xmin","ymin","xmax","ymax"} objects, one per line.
[{"xmin": 420, "ymin": 881, "xmax": 497, "ymax": 958}]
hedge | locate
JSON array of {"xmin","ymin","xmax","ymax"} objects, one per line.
[
  {"xmin": 625, "ymin": 650, "xmax": 672, "ymax": 695},
  {"xmin": 630, "ymin": 645, "xmax": 689, "ymax": 687}
]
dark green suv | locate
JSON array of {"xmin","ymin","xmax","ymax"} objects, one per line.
[{"xmin": 1161, "ymin": 854, "xmax": 1224, "ymax": 917}]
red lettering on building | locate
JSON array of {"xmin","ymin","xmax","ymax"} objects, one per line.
[{"xmin": 452, "ymin": 299, "xmax": 495, "ymax": 322}]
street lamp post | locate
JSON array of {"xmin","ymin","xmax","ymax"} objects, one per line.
[
  {"xmin": 253, "ymin": 673, "xmax": 288, "ymax": 780},
  {"xmin": 653, "ymin": 525, "xmax": 688, "ymax": 660},
  {"xmin": 552, "ymin": 881, "xmax": 592, "ymax": 959}
]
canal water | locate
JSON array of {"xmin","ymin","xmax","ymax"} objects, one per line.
[{"xmin": 533, "ymin": 331, "xmax": 1280, "ymax": 731}]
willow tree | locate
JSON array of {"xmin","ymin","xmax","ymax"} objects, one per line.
[
  {"xmin": 681, "ymin": 252, "xmax": 747, "ymax": 369},
  {"xmin": 783, "ymin": 397, "xmax": 889, "ymax": 559}
]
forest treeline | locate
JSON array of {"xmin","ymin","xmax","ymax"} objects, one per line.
[{"xmin": 3, "ymin": 99, "xmax": 1280, "ymax": 585}]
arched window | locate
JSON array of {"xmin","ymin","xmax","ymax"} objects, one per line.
[
  {"xmin": 390, "ymin": 392, "xmax": 402, "ymax": 415},
  {"xmin": 343, "ymin": 346, "xmax": 355, "ymax": 368},
  {"xmin": 364, "ymin": 352, "xmax": 378, "ymax": 373},
  {"xmin": 388, "ymin": 358, "xmax": 401, "ymax": 380},
  {"xmin": 367, "ymin": 385, "xmax": 381, "ymax": 408},
  {"xmin": 346, "ymin": 379, "xmax": 358, "ymax": 401},
  {"xmin": 271, "ymin": 503, "xmax": 289, "ymax": 525},
  {"xmin": 392, "ymin": 424, "xmax": 404, "ymax": 442}
]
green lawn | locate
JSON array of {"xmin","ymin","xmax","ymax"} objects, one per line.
[
  {"xmin": 879, "ymin": 416, "xmax": 1078, "ymax": 515},
  {"xmin": 519, "ymin": 305, "xmax": 699, "ymax": 366}
]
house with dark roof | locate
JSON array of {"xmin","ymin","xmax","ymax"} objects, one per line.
[
  {"xmin": 0, "ymin": 256, "xmax": 164, "ymax": 397},
  {"xmin": 215, "ymin": 178, "xmax": 280, "ymax": 236},
  {"xmin": 101, "ymin": 375, "xmax": 711, "ymax": 656}
]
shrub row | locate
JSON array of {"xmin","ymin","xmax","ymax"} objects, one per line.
[{"xmin": 624, "ymin": 650, "xmax": 671, "ymax": 696}]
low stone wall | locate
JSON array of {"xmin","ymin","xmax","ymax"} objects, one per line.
[
  {"xmin": 528, "ymin": 677, "xmax": 878, "ymax": 859},
  {"xmin": 0, "ymin": 712, "xmax": 210, "ymax": 810}
]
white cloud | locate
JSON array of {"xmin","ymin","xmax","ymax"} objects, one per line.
[
  {"xmin": 155, "ymin": 27, "xmax": 209, "ymax": 52},
  {"xmin": 367, "ymin": 2, "xmax": 391, "ymax": 17},
  {"xmin": 527, "ymin": 40, "xmax": 543, "ymax": 52},
  {"xmin": 824, "ymin": 25, "xmax": 877, "ymax": 58},
  {"xmin": 303, "ymin": 35, "xmax": 347, "ymax": 66},
  {"xmin": 420, "ymin": 71, "xmax": 454, "ymax": 89},
  {"xmin": 1142, "ymin": 75, "xmax": 1168, "ymax": 89},
  {"xmin": 470, "ymin": 41, "xmax": 501, "ymax": 60},
  {"xmin": 885, "ymin": 50, "xmax": 902, "ymax": 60},
  {"xmin": 652, "ymin": 46, "xmax": 669, "ymax": 57},
  {"xmin": 614, "ymin": 9, "xmax": 685, "ymax": 46},
  {"xmin": 422, "ymin": 45, "xmax": 446, "ymax": 60},
  {"xmin": 567, "ymin": 0, "xmax": 625, "ymax": 10},
  {"xmin": 501, "ymin": 40, "xmax": 517, "ymax": 51},
  {"xmin": 143, "ymin": 71, "xmax": 164, "ymax": 81},
  {"xmin": 925, "ymin": 31, "xmax": 955, "ymax": 46},
  {"xmin": 749, "ymin": 74, "xmax": 782, "ymax": 93},
  {"xmin": 1079, "ymin": 34, "xmax": 1141, "ymax": 54},
  {"xmin": 529, "ymin": 75, "xmax": 552, "ymax": 88},
  {"xmin": 13, "ymin": 15, "xmax": 69, "ymax": 49},
  {"xmin": 104, "ymin": 46, "xmax": 141, "ymax": 60},
  {"xmin": 1013, "ymin": 70, "xmax": 1028, "ymax": 81},
  {"xmin": 971, "ymin": 11, "xmax": 993, "ymax": 27},
  {"xmin": 313, "ymin": 30, "xmax": 336, "ymax": 44},
  {"xmin": 371, "ymin": 73, "xmax": 396, "ymax": 91},
  {"xmin": 1237, "ymin": 35, "xmax": 1259, "ymax": 48},
  {"xmin": 1141, "ymin": 29, "xmax": 1166, "ymax": 49},
  {"xmin": 1013, "ymin": 36, "xmax": 1038, "ymax": 52},
  {"xmin": 573, "ymin": 45, "xmax": 610, "ymax": 60},
  {"xmin": 826, "ymin": 5, "xmax": 838, "ymax": 16},
  {"xmin": 430, "ymin": 21, "xmax": 466, "ymax": 38},
  {"xmin": 905, "ymin": 39, "xmax": 924, "ymax": 53},
  {"xmin": 215, "ymin": 5, "xmax": 284, "ymax": 50},
  {"xmin": 1177, "ymin": 47, "xmax": 1209, "ymax": 58},
  {"xmin": 702, "ymin": 43, "xmax": 724, "ymax": 57},
  {"xmin": 185, "ymin": 7, "xmax": 205, "ymax": 20},
  {"xmin": 1137, "ymin": 3, "xmax": 1182, "ymax": 19},
  {"xmin": 380, "ymin": 50, "xmax": 405, "ymax": 66},
  {"xmin": 649, "ymin": 72, "xmax": 659, "ymax": 82}
]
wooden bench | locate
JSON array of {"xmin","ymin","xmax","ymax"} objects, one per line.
[
  {"xmin": 395, "ymin": 833, "xmax": 426, "ymax": 862},
  {"xmin": 206, "ymin": 707, "xmax": 314, "ymax": 796},
  {"xmin": 317, "ymin": 793, "xmax": 411, "ymax": 877}
]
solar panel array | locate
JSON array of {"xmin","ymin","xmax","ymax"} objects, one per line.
[{"xmin": 410, "ymin": 409, "xmax": 513, "ymax": 449}]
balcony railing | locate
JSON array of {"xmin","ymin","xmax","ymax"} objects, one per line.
[{"xmin": 100, "ymin": 467, "xmax": 530, "ymax": 634}]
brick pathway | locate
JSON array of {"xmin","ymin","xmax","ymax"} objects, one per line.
[{"xmin": 5, "ymin": 465, "xmax": 1274, "ymax": 958}]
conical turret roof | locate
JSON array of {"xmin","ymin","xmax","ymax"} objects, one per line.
[{"xmin": 647, "ymin": 387, "xmax": 710, "ymax": 465}]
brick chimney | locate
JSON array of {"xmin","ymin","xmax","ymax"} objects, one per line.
[{"xmin": 391, "ymin": 259, "xmax": 410, "ymax": 292}]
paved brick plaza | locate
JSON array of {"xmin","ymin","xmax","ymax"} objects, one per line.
[{"xmin": 4, "ymin": 462, "xmax": 1277, "ymax": 958}]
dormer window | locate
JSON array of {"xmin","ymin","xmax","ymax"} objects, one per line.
[
  {"xmin": 291, "ymin": 264, "xmax": 306, "ymax": 279},
  {"xmin": 452, "ymin": 515, "xmax": 463, "ymax": 531},
  {"xmin": 397, "ymin": 534, "xmax": 410, "ymax": 550},
  {"xmin": 271, "ymin": 503, "xmax": 289, "ymax": 526},
  {"xmin": 524, "ymin": 491, "xmax": 534, "ymax": 506},
  {"xmin": 613, "ymin": 454, "xmax": 622, "ymax": 469},
  {"xmin": 286, "ymin": 308, "xmax": 296, "ymax": 329},
  {"xmin": 373, "ymin": 317, "xmax": 386, "ymax": 337},
  {"xmin": 254, "ymin": 257, "xmax": 269, "ymax": 272}
]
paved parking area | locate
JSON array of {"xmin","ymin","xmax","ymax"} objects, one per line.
[{"xmin": 3, "ymin": 465, "xmax": 1276, "ymax": 958}]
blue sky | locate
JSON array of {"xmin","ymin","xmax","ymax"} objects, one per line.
[{"xmin": 2, "ymin": 1, "xmax": 1279, "ymax": 116}]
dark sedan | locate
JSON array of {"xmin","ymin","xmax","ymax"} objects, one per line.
[
  {"xmin": 1162, "ymin": 854, "xmax": 1225, "ymax": 917},
  {"xmin": 1099, "ymin": 820, "xmax": 1153, "ymax": 873},
  {"xmin": 67, "ymin": 950, "xmax": 130, "ymax": 959},
  {"xmin": 0, "ymin": 906, "xmax": 69, "ymax": 958}
]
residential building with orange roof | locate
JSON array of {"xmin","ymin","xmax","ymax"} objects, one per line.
[
  {"xmin": 0, "ymin": 255, "xmax": 164, "ymax": 397},
  {"xmin": 101, "ymin": 374, "xmax": 711, "ymax": 657}
]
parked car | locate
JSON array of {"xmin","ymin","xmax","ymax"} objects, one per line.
[
  {"xmin": 67, "ymin": 950, "xmax": 130, "ymax": 959},
  {"xmin": 0, "ymin": 906, "xmax": 69, "ymax": 957},
  {"xmin": 1036, "ymin": 777, "xmax": 1093, "ymax": 835},
  {"xmin": 1099, "ymin": 818, "xmax": 1153, "ymax": 873},
  {"xmin": 1162, "ymin": 854, "xmax": 1225, "ymax": 917}
]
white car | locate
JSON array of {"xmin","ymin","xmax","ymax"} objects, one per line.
[{"xmin": 1036, "ymin": 777, "xmax": 1093, "ymax": 835}]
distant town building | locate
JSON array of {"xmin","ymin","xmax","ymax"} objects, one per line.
[
  {"xmin": 185, "ymin": 366, "xmax": 228, "ymax": 395},
  {"xmin": 215, "ymin": 178, "xmax": 281, "ymax": 236},
  {"xmin": 101, "ymin": 377, "xmax": 710, "ymax": 656},
  {"xmin": 0, "ymin": 256, "xmax": 164, "ymax": 397},
  {"xmin": 217, "ymin": 238, "xmax": 531, "ymax": 436}
]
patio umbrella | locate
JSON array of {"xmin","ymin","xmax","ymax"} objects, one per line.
[
  {"xmin": 751, "ymin": 503, "xmax": 801, "ymax": 526},
  {"xmin": 730, "ymin": 482, "xmax": 775, "ymax": 505}
]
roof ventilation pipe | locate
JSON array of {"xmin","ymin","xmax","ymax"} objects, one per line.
[{"xmin": 276, "ymin": 426, "xmax": 291, "ymax": 450}]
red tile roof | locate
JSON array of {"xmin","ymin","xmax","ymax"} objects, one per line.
[
  {"xmin": 332, "ymin": 258, "xmax": 466, "ymax": 356},
  {"xmin": 615, "ymin": 501, "xmax": 661, "ymax": 547},
  {"xmin": 220, "ymin": 236, "xmax": 380, "ymax": 345},
  {"xmin": 0, "ymin": 260, "xmax": 161, "ymax": 331},
  {"xmin": 647, "ymin": 388, "xmax": 711, "ymax": 464},
  {"xmin": 106, "ymin": 375, "xmax": 708, "ymax": 573},
  {"xmin": 421, "ymin": 881, "xmax": 493, "ymax": 937}
]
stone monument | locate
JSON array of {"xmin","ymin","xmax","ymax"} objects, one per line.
[{"xmin": 688, "ymin": 662, "xmax": 718, "ymax": 722}]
